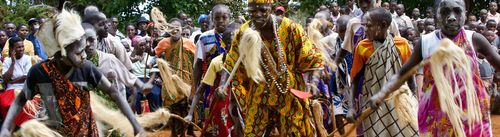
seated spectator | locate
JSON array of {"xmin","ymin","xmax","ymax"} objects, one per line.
[
  {"xmin": 182, "ymin": 28, "xmax": 191, "ymax": 38},
  {"xmin": 0, "ymin": 37, "xmax": 35, "ymax": 126},
  {"xmin": 0, "ymin": 30, "xmax": 7, "ymax": 51},
  {"xmin": 2, "ymin": 24, "xmax": 35, "ymax": 58}
]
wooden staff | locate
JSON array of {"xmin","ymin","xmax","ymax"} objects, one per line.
[{"xmin": 331, "ymin": 59, "xmax": 430, "ymax": 137}]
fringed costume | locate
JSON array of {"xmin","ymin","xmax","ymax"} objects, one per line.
[
  {"xmin": 224, "ymin": 17, "xmax": 323, "ymax": 136},
  {"xmin": 350, "ymin": 35, "xmax": 418, "ymax": 137}
]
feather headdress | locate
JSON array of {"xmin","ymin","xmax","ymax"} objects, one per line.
[{"xmin": 36, "ymin": 7, "xmax": 85, "ymax": 57}]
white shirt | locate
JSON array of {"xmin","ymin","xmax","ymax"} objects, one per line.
[
  {"xmin": 487, "ymin": 12, "xmax": 500, "ymax": 23},
  {"xmin": 2, "ymin": 55, "xmax": 32, "ymax": 90},
  {"xmin": 131, "ymin": 53, "xmax": 156, "ymax": 78},
  {"xmin": 394, "ymin": 14, "xmax": 414, "ymax": 29}
]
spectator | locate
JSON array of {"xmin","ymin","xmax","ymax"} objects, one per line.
[
  {"xmin": 389, "ymin": 0, "xmax": 397, "ymax": 17},
  {"xmin": 0, "ymin": 37, "xmax": 33, "ymax": 126},
  {"xmin": 123, "ymin": 24, "xmax": 136, "ymax": 52},
  {"xmin": 136, "ymin": 17, "xmax": 149, "ymax": 37},
  {"xmin": 477, "ymin": 53, "xmax": 495, "ymax": 95},
  {"xmin": 27, "ymin": 18, "xmax": 47, "ymax": 60},
  {"xmin": 417, "ymin": 20, "xmax": 425, "ymax": 35},
  {"xmin": 347, "ymin": 0, "xmax": 362, "ymax": 16},
  {"xmin": 411, "ymin": 8, "xmax": 422, "ymax": 22},
  {"xmin": 4, "ymin": 22, "xmax": 16, "ymax": 38},
  {"xmin": 382, "ymin": 2, "xmax": 390, "ymax": 12},
  {"xmin": 424, "ymin": 18, "xmax": 435, "ymax": 27},
  {"xmin": 0, "ymin": 30, "xmax": 7, "ymax": 51},
  {"xmin": 424, "ymin": 25, "xmax": 435, "ymax": 34},
  {"xmin": 276, "ymin": 6, "xmax": 285, "ymax": 17},
  {"xmin": 110, "ymin": 16, "xmax": 125, "ymax": 40},
  {"xmin": 468, "ymin": 22, "xmax": 478, "ymax": 31},
  {"xmin": 484, "ymin": 30, "xmax": 497, "ymax": 45},
  {"xmin": 477, "ymin": 24, "xmax": 487, "ymax": 34},
  {"xmin": 488, "ymin": 2, "xmax": 500, "ymax": 23},
  {"xmin": 467, "ymin": 15, "xmax": 477, "ymax": 25},
  {"xmin": 486, "ymin": 19, "xmax": 497, "ymax": 32},
  {"xmin": 425, "ymin": 7, "xmax": 434, "ymax": 19},
  {"xmin": 479, "ymin": 9, "xmax": 488, "ymax": 25},
  {"xmin": 405, "ymin": 28, "xmax": 418, "ymax": 49},
  {"xmin": 330, "ymin": 2, "xmax": 340, "ymax": 24},
  {"xmin": 2, "ymin": 25, "xmax": 35, "ymax": 58},
  {"xmin": 189, "ymin": 14, "xmax": 210, "ymax": 44},
  {"xmin": 181, "ymin": 28, "xmax": 190, "ymax": 38},
  {"xmin": 178, "ymin": 12, "xmax": 188, "ymax": 26},
  {"xmin": 185, "ymin": 17, "xmax": 196, "ymax": 31},
  {"xmin": 394, "ymin": 4, "xmax": 414, "ymax": 29}
]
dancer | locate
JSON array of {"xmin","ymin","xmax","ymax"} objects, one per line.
[
  {"xmin": 220, "ymin": 0, "xmax": 324, "ymax": 136},
  {"xmin": 347, "ymin": 8, "xmax": 418, "ymax": 137},
  {"xmin": 369, "ymin": 0, "xmax": 500, "ymax": 136},
  {"xmin": 0, "ymin": 8, "xmax": 143, "ymax": 136}
]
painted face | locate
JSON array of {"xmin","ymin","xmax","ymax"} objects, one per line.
[
  {"xmin": 437, "ymin": 0, "xmax": 466, "ymax": 36},
  {"xmin": 5, "ymin": 24, "xmax": 16, "ymax": 37},
  {"xmin": 213, "ymin": 10, "xmax": 230, "ymax": 34},
  {"xmin": 67, "ymin": 38, "xmax": 87, "ymax": 67},
  {"xmin": 248, "ymin": 3, "xmax": 272, "ymax": 30},
  {"xmin": 84, "ymin": 34, "xmax": 97, "ymax": 56},
  {"xmin": 126, "ymin": 25, "xmax": 136, "ymax": 38},
  {"xmin": 17, "ymin": 26, "xmax": 29, "ymax": 39},
  {"xmin": 95, "ymin": 19, "xmax": 109, "ymax": 38},
  {"xmin": 169, "ymin": 21, "xmax": 183, "ymax": 42},
  {"xmin": 13, "ymin": 41, "xmax": 24, "ymax": 59}
]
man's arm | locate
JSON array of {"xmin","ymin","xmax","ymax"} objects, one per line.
[
  {"xmin": 473, "ymin": 32, "xmax": 500, "ymax": 70},
  {"xmin": 192, "ymin": 59, "xmax": 203, "ymax": 96},
  {"xmin": 97, "ymin": 77, "xmax": 144, "ymax": 135}
]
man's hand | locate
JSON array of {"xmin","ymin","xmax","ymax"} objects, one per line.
[
  {"xmin": 215, "ymin": 86, "xmax": 228, "ymax": 100},
  {"xmin": 366, "ymin": 92, "xmax": 385, "ymax": 110},
  {"xmin": 0, "ymin": 128, "xmax": 11, "ymax": 137},
  {"xmin": 184, "ymin": 114, "xmax": 193, "ymax": 122},
  {"xmin": 141, "ymin": 83, "xmax": 153, "ymax": 95}
]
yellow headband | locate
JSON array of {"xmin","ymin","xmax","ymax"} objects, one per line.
[{"xmin": 248, "ymin": 0, "xmax": 273, "ymax": 4}]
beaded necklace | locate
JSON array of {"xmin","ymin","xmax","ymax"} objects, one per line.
[{"xmin": 254, "ymin": 15, "xmax": 290, "ymax": 94}]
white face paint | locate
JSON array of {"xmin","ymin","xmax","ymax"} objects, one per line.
[{"xmin": 66, "ymin": 38, "xmax": 87, "ymax": 67}]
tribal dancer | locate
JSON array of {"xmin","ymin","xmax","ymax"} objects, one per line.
[
  {"xmin": 0, "ymin": 8, "xmax": 143, "ymax": 136},
  {"xmin": 154, "ymin": 18, "xmax": 196, "ymax": 137},
  {"xmin": 332, "ymin": 1, "xmax": 400, "ymax": 136},
  {"xmin": 219, "ymin": 0, "xmax": 324, "ymax": 136},
  {"xmin": 348, "ymin": 8, "xmax": 418, "ymax": 137},
  {"xmin": 369, "ymin": 0, "xmax": 500, "ymax": 136}
]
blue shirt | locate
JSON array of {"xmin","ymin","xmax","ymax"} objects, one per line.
[{"xmin": 27, "ymin": 33, "xmax": 48, "ymax": 60}]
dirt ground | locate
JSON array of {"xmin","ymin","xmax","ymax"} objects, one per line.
[{"xmin": 147, "ymin": 114, "xmax": 500, "ymax": 136}]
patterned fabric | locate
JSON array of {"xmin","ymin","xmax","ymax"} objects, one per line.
[
  {"xmin": 224, "ymin": 17, "xmax": 323, "ymax": 136},
  {"xmin": 351, "ymin": 35, "xmax": 418, "ymax": 137},
  {"xmin": 40, "ymin": 60, "xmax": 98, "ymax": 137},
  {"xmin": 155, "ymin": 37, "xmax": 196, "ymax": 84},
  {"xmin": 331, "ymin": 37, "xmax": 350, "ymax": 116},
  {"xmin": 419, "ymin": 29, "xmax": 491, "ymax": 137}
]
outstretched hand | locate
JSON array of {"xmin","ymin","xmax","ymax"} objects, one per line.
[{"xmin": 215, "ymin": 86, "xmax": 228, "ymax": 101}]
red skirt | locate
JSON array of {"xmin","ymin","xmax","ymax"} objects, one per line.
[{"xmin": 0, "ymin": 89, "xmax": 39, "ymax": 126}]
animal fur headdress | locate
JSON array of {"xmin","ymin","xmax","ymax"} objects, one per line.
[{"xmin": 36, "ymin": 7, "xmax": 85, "ymax": 57}]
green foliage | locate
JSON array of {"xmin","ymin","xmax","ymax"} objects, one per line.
[{"xmin": 0, "ymin": 0, "xmax": 55, "ymax": 27}]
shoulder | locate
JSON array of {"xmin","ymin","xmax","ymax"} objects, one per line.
[
  {"xmin": 393, "ymin": 36, "xmax": 409, "ymax": 45},
  {"xmin": 199, "ymin": 30, "xmax": 215, "ymax": 38},
  {"xmin": 158, "ymin": 37, "xmax": 171, "ymax": 45},
  {"xmin": 355, "ymin": 39, "xmax": 373, "ymax": 53}
]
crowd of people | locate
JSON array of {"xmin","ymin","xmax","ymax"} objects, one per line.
[{"xmin": 0, "ymin": 0, "xmax": 498, "ymax": 136}]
